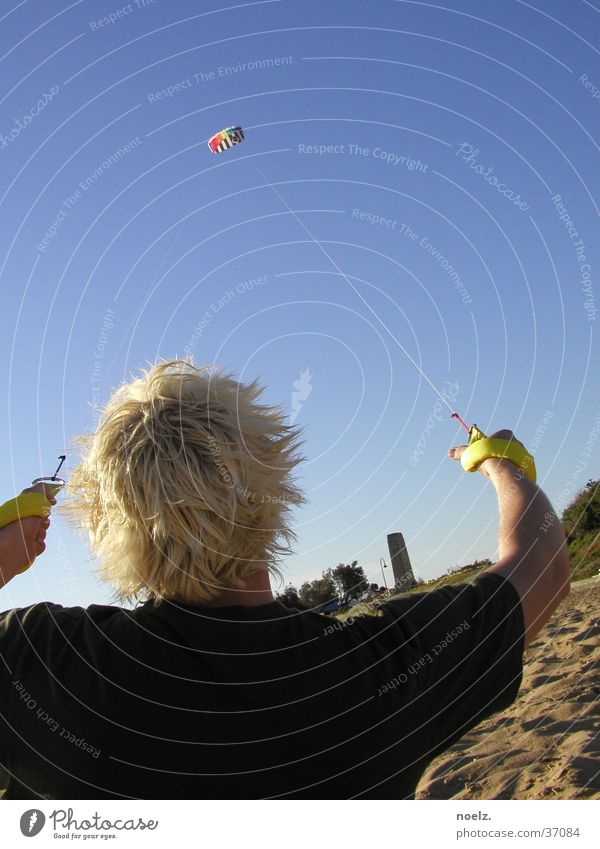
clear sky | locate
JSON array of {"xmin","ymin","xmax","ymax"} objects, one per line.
[{"xmin": 1, "ymin": 0, "xmax": 598, "ymax": 610}]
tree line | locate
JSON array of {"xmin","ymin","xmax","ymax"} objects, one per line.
[
  {"xmin": 562, "ymin": 479, "xmax": 599, "ymax": 580},
  {"xmin": 277, "ymin": 561, "xmax": 379, "ymax": 610}
]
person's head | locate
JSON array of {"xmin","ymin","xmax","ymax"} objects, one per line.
[{"xmin": 62, "ymin": 360, "xmax": 305, "ymax": 605}]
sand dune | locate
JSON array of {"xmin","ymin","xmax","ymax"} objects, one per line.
[{"xmin": 417, "ymin": 577, "xmax": 600, "ymax": 800}]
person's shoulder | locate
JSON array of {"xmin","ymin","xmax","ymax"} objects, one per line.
[
  {"xmin": 376, "ymin": 570, "xmax": 523, "ymax": 629},
  {"xmin": 0, "ymin": 600, "xmax": 135, "ymax": 631},
  {"xmin": 453, "ymin": 569, "xmax": 524, "ymax": 616},
  {"xmin": 0, "ymin": 600, "xmax": 69, "ymax": 625},
  {"xmin": 381, "ymin": 570, "xmax": 519, "ymax": 606}
]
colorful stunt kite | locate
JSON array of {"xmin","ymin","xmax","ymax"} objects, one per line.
[{"xmin": 208, "ymin": 126, "xmax": 245, "ymax": 154}]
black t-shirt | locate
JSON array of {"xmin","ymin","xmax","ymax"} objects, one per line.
[{"xmin": 0, "ymin": 572, "xmax": 524, "ymax": 799}]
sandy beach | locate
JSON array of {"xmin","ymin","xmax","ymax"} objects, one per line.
[{"xmin": 417, "ymin": 577, "xmax": 600, "ymax": 800}]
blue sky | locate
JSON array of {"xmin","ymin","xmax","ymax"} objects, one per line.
[{"xmin": 1, "ymin": 0, "xmax": 598, "ymax": 609}]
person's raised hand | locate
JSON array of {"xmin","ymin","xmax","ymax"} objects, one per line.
[
  {"xmin": 0, "ymin": 483, "xmax": 57, "ymax": 586},
  {"xmin": 448, "ymin": 429, "xmax": 525, "ymax": 478}
]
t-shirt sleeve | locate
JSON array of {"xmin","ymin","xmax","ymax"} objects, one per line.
[
  {"xmin": 1, "ymin": 602, "xmax": 64, "ymax": 669},
  {"xmin": 379, "ymin": 571, "xmax": 525, "ymax": 756},
  {"xmin": 0, "ymin": 604, "xmax": 66, "ymax": 743}
]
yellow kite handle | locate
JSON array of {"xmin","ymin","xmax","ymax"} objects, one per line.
[
  {"xmin": 0, "ymin": 492, "xmax": 53, "ymax": 530},
  {"xmin": 460, "ymin": 425, "xmax": 537, "ymax": 483}
]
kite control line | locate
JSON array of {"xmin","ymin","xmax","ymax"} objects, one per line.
[
  {"xmin": 211, "ymin": 126, "xmax": 537, "ymax": 484},
  {"xmin": 249, "ymin": 156, "xmax": 538, "ymax": 483}
]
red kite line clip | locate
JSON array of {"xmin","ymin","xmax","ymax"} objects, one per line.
[{"xmin": 451, "ymin": 411, "xmax": 471, "ymax": 434}]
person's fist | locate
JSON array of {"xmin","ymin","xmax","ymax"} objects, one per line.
[
  {"xmin": 21, "ymin": 482, "xmax": 58, "ymax": 506},
  {"xmin": 448, "ymin": 429, "xmax": 525, "ymax": 477},
  {"xmin": 0, "ymin": 483, "xmax": 57, "ymax": 586},
  {"xmin": 0, "ymin": 513, "xmax": 51, "ymax": 583}
]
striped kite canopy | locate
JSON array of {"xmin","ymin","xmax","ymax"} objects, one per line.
[{"xmin": 208, "ymin": 126, "xmax": 245, "ymax": 154}]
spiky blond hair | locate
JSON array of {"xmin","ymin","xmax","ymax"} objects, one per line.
[{"xmin": 61, "ymin": 360, "xmax": 305, "ymax": 605}]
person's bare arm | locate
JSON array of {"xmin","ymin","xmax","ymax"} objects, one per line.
[{"xmin": 449, "ymin": 430, "xmax": 570, "ymax": 647}]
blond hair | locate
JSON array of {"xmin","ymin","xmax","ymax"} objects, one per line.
[{"xmin": 61, "ymin": 360, "xmax": 305, "ymax": 605}]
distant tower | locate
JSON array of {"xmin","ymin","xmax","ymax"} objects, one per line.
[{"xmin": 387, "ymin": 533, "xmax": 416, "ymax": 591}]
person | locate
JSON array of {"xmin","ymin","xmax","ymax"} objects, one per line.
[{"xmin": 0, "ymin": 361, "xmax": 570, "ymax": 799}]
